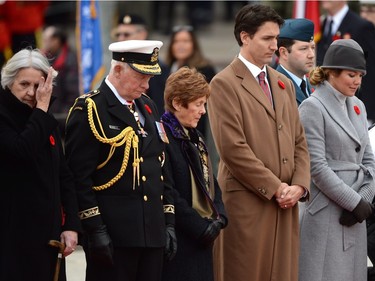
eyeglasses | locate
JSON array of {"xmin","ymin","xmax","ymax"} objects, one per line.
[{"xmin": 172, "ymin": 25, "xmax": 194, "ymax": 33}]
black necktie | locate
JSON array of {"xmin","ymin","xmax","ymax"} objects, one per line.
[
  {"xmin": 325, "ymin": 19, "xmax": 333, "ymax": 39},
  {"xmin": 300, "ymin": 80, "xmax": 308, "ymax": 97}
]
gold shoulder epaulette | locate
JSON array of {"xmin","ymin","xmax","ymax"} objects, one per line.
[
  {"xmin": 79, "ymin": 89, "xmax": 101, "ymax": 99},
  {"xmin": 66, "ymin": 90, "xmax": 101, "ymax": 120},
  {"xmin": 142, "ymin": 93, "xmax": 151, "ymax": 99}
]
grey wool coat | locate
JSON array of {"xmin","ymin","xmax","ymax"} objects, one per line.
[{"xmin": 298, "ymin": 81, "xmax": 375, "ymax": 281}]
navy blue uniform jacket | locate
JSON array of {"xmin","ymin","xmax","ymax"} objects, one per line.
[{"xmin": 65, "ymin": 80, "xmax": 174, "ymax": 247}]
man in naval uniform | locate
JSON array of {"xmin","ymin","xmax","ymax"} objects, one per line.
[
  {"xmin": 112, "ymin": 13, "xmax": 169, "ymax": 117},
  {"xmin": 276, "ymin": 18, "xmax": 316, "ymax": 106},
  {"xmin": 64, "ymin": 40, "xmax": 176, "ymax": 281}
]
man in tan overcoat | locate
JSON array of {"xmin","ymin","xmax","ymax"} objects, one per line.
[{"xmin": 207, "ymin": 4, "xmax": 311, "ymax": 281}]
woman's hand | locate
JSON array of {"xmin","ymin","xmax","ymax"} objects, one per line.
[{"xmin": 35, "ymin": 67, "xmax": 54, "ymax": 112}]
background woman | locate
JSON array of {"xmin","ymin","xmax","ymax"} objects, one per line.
[
  {"xmin": 165, "ymin": 25, "xmax": 216, "ymax": 139},
  {"xmin": 0, "ymin": 49, "xmax": 81, "ymax": 281},
  {"xmin": 161, "ymin": 67, "xmax": 227, "ymax": 281},
  {"xmin": 298, "ymin": 39, "xmax": 375, "ymax": 281}
]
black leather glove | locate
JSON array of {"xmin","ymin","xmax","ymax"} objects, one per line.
[
  {"xmin": 199, "ymin": 218, "xmax": 224, "ymax": 246},
  {"xmin": 165, "ymin": 225, "xmax": 177, "ymax": 261},
  {"xmin": 352, "ymin": 198, "xmax": 374, "ymax": 223},
  {"xmin": 87, "ymin": 225, "xmax": 114, "ymax": 266},
  {"xmin": 340, "ymin": 199, "xmax": 374, "ymax": 227}
]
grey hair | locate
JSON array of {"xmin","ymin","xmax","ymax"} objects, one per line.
[
  {"xmin": 1, "ymin": 48, "xmax": 58, "ymax": 89},
  {"xmin": 109, "ymin": 59, "xmax": 128, "ymax": 74}
]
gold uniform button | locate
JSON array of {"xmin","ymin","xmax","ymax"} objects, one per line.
[
  {"xmin": 143, "ymin": 195, "xmax": 148, "ymax": 201},
  {"xmin": 142, "ymin": 176, "xmax": 147, "ymax": 182},
  {"xmin": 160, "ymin": 175, "xmax": 164, "ymax": 181},
  {"xmin": 160, "ymin": 195, "xmax": 163, "ymax": 200},
  {"xmin": 158, "ymin": 156, "xmax": 162, "ymax": 162},
  {"xmin": 140, "ymin": 157, "xmax": 144, "ymax": 163}
]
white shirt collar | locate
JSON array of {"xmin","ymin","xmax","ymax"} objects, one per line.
[
  {"xmin": 279, "ymin": 65, "xmax": 305, "ymax": 87},
  {"xmin": 329, "ymin": 4, "xmax": 349, "ymax": 35},
  {"xmin": 105, "ymin": 77, "xmax": 145, "ymax": 125},
  {"xmin": 105, "ymin": 76, "xmax": 131, "ymax": 105},
  {"xmin": 238, "ymin": 53, "xmax": 267, "ymax": 79}
]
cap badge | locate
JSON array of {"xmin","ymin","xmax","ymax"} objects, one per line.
[
  {"xmin": 123, "ymin": 15, "xmax": 131, "ymax": 24},
  {"xmin": 151, "ymin": 48, "xmax": 159, "ymax": 63}
]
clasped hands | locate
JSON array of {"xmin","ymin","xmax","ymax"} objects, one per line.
[{"xmin": 275, "ymin": 182, "xmax": 305, "ymax": 209}]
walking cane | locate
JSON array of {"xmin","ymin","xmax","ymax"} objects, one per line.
[{"xmin": 48, "ymin": 240, "xmax": 66, "ymax": 281}]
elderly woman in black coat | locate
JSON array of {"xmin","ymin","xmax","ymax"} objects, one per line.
[
  {"xmin": 0, "ymin": 48, "xmax": 81, "ymax": 281},
  {"xmin": 161, "ymin": 67, "xmax": 227, "ymax": 281}
]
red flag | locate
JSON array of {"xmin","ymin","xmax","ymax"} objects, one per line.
[{"xmin": 293, "ymin": 0, "xmax": 321, "ymax": 43}]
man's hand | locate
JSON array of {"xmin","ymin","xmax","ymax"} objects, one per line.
[{"xmin": 276, "ymin": 183, "xmax": 305, "ymax": 209}]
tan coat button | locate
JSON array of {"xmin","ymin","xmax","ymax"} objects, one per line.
[
  {"xmin": 282, "ymin": 158, "xmax": 287, "ymax": 164},
  {"xmin": 258, "ymin": 188, "xmax": 267, "ymax": 195},
  {"xmin": 142, "ymin": 176, "xmax": 146, "ymax": 181},
  {"xmin": 143, "ymin": 195, "xmax": 148, "ymax": 201}
]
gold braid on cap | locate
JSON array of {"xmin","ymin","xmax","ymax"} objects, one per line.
[{"xmin": 86, "ymin": 97, "xmax": 140, "ymax": 191}]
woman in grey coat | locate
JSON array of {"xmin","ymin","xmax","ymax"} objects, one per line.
[{"xmin": 299, "ymin": 39, "xmax": 375, "ymax": 281}]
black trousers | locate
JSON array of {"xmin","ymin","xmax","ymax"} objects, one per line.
[{"xmin": 85, "ymin": 247, "xmax": 164, "ymax": 281}]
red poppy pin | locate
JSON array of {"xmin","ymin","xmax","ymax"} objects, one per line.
[
  {"xmin": 278, "ymin": 80, "xmax": 285, "ymax": 89},
  {"xmin": 145, "ymin": 104, "xmax": 152, "ymax": 114},
  {"xmin": 354, "ymin": 105, "xmax": 360, "ymax": 115},
  {"xmin": 49, "ymin": 135, "xmax": 55, "ymax": 146},
  {"xmin": 332, "ymin": 31, "xmax": 341, "ymax": 41},
  {"xmin": 343, "ymin": 33, "xmax": 351, "ymax": 39}
]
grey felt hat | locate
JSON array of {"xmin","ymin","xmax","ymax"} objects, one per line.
[{"xmin": 322, "ymin": 39, "xmax": 366, "ymax": 74}]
